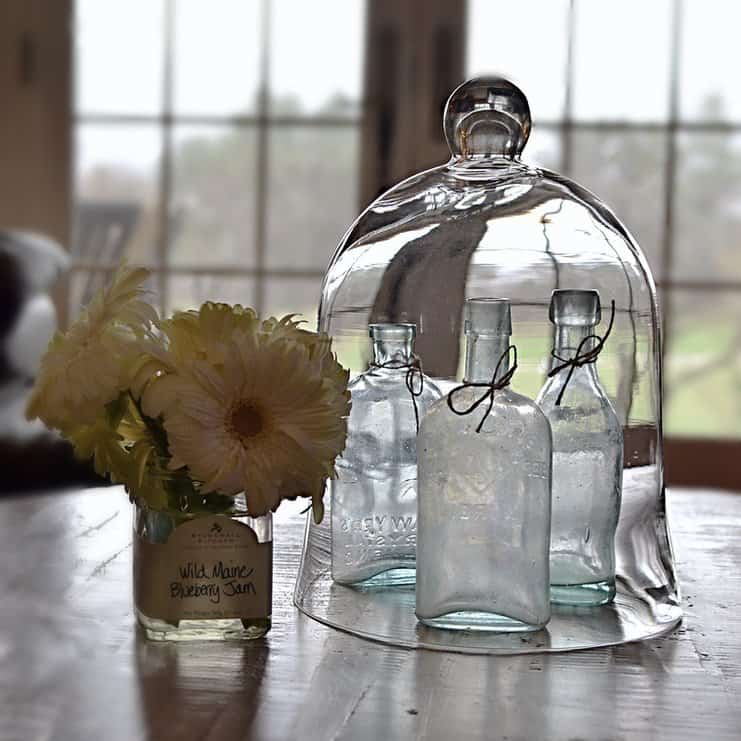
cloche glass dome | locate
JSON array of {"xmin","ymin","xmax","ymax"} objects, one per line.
[{"xmin": 294, "ymin": 77, "xmax": 681, "ymax": 653}]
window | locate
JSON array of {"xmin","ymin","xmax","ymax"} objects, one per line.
[
  {"xmin": 72, "ymin": 0, "xmax": 366, "ymax": 323},
  {"xmin": 467, "ymin": 0, "xmax": 741, "ymax": 443},
  {"xmin": 68, "ymin": 0, "xmax": 740, "ymax": 481}
]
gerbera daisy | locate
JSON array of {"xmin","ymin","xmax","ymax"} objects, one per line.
[{"xmin": 141, "ymin": 306, "xmax": 350, "ymax": 520}]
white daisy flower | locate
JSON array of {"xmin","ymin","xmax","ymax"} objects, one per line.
[{"xmin": 142, "ymin": 305, "xmax": 350, "ymax": 519}]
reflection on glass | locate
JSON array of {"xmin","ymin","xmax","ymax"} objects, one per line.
[
  {"xmin": 174, "ymin": 0, "xmax": 261, "ymax": 116},
  {"xmin": 270, "ymin": 0, "xmax": 366, "ymax": 118},
  {"xmin": 665, "ymin": 290, "xmax": 741, "ymax": 439},
  {"xmin": 170, "ymin": 126, "xmax": 258, "ymax": 266},
  {"xmin": 674, "ymin": 133, "xmax": 741, "ymax": 282},
  {"xmin": 74, "ymin": 124, "xmax": 162, "ymax": 268},
  {"xmin": 573, "ymin": 0, "xmax": 671, "ymax": 121},
  {"xmin": 168, "ymin": 274, "xmax": 255, "ymax": 313},
  {"xmin": 75, "ymin": 0, "xmax": 164, "ymax": 114},
  {"xmin": 467, "ymin": 0, "xmax": 569, "ymax": 120},
  {"xmin": 681, "ymin": 0, "xmax": 741, "ymax": 122},
  {"xmin": 571, "ymin": 130, "xmax": 666, "ymax": 278},
  {"xmin": 266, "ymin": 128, "xmax": 360, "ymax": 270}
]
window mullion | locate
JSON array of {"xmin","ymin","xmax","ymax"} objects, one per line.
[
  {"xmin": 659, "ymin": 0, "xmax": 684, "ymax": 372},
  {"xmin": 157, "ymin": 0, "xmax": 175, "ymax": 314},
  {"xmin": 561, "ymin": 0, "xmax": 576, "ymax": 176},
  {"xmin": 253, "ymin": 0, "xmax": 271, "ymax": 317}
]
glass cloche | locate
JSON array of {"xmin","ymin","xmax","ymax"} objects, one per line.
[{"xmin": 294, "ymin": 77, "xmax": 681, "ymax": 653}]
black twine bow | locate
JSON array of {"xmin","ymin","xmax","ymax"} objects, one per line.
[
  {"xmin": 548, "ymin": 299, "xmax": 616, "ymax": 407},
  {"xmin": 447, "ymin": 345, "xmax": 518, "ymax": 433},
  {"xmin": 370, "ymin": 356, "xmax": 425, "ymax": 433}
]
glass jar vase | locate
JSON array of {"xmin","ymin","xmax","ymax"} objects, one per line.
[{"xmin": 133, "ymin": 490, "xmax": 272, "ymax": 641}]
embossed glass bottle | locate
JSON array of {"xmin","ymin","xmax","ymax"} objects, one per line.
[
  {"xmin": 416, "ymin": 299, "xmax": 552, "ymax": 631},
  {"xmin": 537, "ymin": 289, "xmax": 623, "ymax": 605},
  {"xmin": 331, "ymin": 323, "xmax": 442, "ymax": 586}
]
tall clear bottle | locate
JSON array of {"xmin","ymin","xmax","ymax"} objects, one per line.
[
  {"xmin": 331, "ymin": 323, "xmax": 443, "ymax": 586},
  {"xmin": 536, "ymin": 289, "xmax": 623, "ymax": 606},
  {"xmin": 416, "ymin": 299, "xmax": 552, "ymax": 631}
]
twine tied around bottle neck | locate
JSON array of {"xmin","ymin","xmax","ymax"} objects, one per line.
[
  {"xmin": 370, "ymin": 355, "xmax": 425, "ymax": 433},
  {"xmin": 447, "ymin": 345, "xmax": 518, "ymax": 434},
  {"xmin": 548, "ymin": 299, "xmax": 616, "ymax": 407}
]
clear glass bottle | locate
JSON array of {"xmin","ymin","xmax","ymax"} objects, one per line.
[
  {"xmin": 331, "ymin": 323, "xmax": 442, "ymax": 586},
  {"xmin": 416, "ymin": 298, "xmax": 552, "ymax": 631},
  {"xmin": 536, "ymin": 289, "xmax": 623, "ymax": 606},
  {"xmin": 134, "ymin": 490, "xmax": 272, "ymax": 641}
]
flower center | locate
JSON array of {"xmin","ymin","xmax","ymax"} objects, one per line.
[{"xmin": 229, "ymin": 401, "xmax": 264, "ymax": 440}]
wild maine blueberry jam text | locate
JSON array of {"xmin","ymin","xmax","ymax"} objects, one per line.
[{"xmin": 169, "ymin": 561, "xmax": 257, "ymax": 604}]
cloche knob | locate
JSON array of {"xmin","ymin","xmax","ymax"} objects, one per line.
[{"xmin": 444, "ymin": 77, "xmax": 531, "ymax": 159}]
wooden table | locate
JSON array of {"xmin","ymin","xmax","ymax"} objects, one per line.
[{"xmin": 0, "ymin": 486, "xmax": 739, "ymax": 741}]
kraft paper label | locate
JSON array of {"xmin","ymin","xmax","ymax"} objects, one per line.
[{"xmin": 134, "ymin": 516, "xmax": 272, "ymax": 622}]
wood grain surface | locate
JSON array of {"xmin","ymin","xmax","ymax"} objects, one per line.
[{"xmin": 0, "ymin": 486, "xmax": 739, "ymax": 741}]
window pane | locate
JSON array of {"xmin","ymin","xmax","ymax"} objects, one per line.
[
  {"xmin": 665, "ymin": 290, "xmax": 741, "ymax": 439},
  {"xmin": 680, "ymin": 0, "xmax": 741, "ymax": 122},
  {"xmin": 573, "ymin": 0, "xmax": 672, "ymax": 121},
  {"xmin": 570, "ymin": 130, "xmax": 666, "ymax": 279},
  {"xmin": 168, "ymin": 274, "xmax": 256, "ymax": 313},
  {"xmin": 74, "ymin": 124, "xmax": 161, "ymax": 267},
  {"xmin": 174, "ymin": 0, "xmax": 261, "ymax": 116},
  {"xmin": 75, "ymin": 0, "xmax": 164, "ymax": 114},
  {"xmin": 525, "ymin": 128, "xmax": 561, "ymax": 171},
  {"xmin": 265, "ymin": 127, "xmax": 360, "ymax": 270},
  {"xmin": 269, "ymin": 0, "xmax": 366, "ymax": 118},
  {"xmin": 170, "ymin": 126, "xmax": 257, "ymax": 267},
  {"xmin": 673, "ymin": 133, "xmax": 741, "ymax": 282},
  {"xmin": 467, "ymin": 0, "xmax": 569, "ymax": 121},
  {"xmin": 264, "ymin": 278, "xmax": 322, "ymax": 326}
]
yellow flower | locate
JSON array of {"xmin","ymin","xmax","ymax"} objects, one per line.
[
  {"xmin": 26, "ymin": 265, "xmax": 158, "ymax": 432},
  {"xmin": 156, "ymin": 302, "xmax": 259, "ymax": 366},
  {"xmin": 130, "ymin": 302, "xmax": 260, "ymax": 403},
  {"xmin": 143, "ymin": 306, "xmax": 350, "ymax": 520}
]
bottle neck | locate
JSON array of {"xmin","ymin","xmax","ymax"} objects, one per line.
[
  {"xmin": 554, "ymin": 324, "xmax": 597, "ymax": 357},
  {"xmin": 551, "ymin": 324, "xmax": 599, "ymax": 379},
  {"xmin": 372, "ymin": 337, "xmax": 414, "ymax": 366},
  {"xmin": 464, "ymin": 333, "xmax": 510, "ymax": 383}
]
